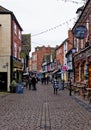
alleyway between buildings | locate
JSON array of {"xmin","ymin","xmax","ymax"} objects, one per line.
[{"xmin": 0, "ymin": 82, "xmax": 91, "ymax": 130}]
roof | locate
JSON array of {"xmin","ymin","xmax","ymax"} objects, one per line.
[
  {"xmin": 0, "ymin": 5, "xmax": 23, "ymax": 31},
  {"xmin": 56, "ymin": 38, "xmax": 68, "ymax": 50}
]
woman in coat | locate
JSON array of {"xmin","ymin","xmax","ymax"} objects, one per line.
[
  {"xmin": 31, "ymin": 75, "xmax": 37, "ymax": 90},
  {"xmin": 53, "ymin": 76, "xmax": 59, "ymax": 94}
]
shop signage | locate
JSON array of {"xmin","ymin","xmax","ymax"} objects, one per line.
[
  {"xmin": 74, "ymin": 25, "xmax": 88, "ymax": 39},
  {"xmin": 62, "ymin": 65, "xmax": 67, "ymax": 71},
  {"xmin": 13, "ymin": 57, "xmax": 23, "ymax": 68}
]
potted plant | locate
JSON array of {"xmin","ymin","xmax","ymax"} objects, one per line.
[{"xmin": 10, "ymin": 79, "xmax": 17, "ymax": 93}]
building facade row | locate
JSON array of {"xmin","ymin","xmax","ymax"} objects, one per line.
[{"xmin": 30, "ymin": 0, "xmax": 91, "ymax": 88}]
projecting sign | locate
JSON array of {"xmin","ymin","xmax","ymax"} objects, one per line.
[
  {"xmin": 74, "ymin": 25, "xmax": 88, "ymax": 39},
  {"xmin": 62, "ymin": 65, "xmax": 67, "ymax": 71}
]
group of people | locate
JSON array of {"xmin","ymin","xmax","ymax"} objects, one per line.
[
  {"xmin": 26, "ymin": 74, "xmax": 37, "ymax": 90},
  {"xmin": 26, "ymin": 74, "xmax": 74, "ymax": 95},
  {"xmin": 41, "ymin": 76, "xmax": 49, "ymax": 85}
]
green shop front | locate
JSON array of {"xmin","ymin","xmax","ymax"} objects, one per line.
[{"xmin": 11, "ymin": 57, "xmax": 23, "ymax": 82}]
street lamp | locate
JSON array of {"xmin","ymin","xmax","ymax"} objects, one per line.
[
  {"xmin": 72, "ymin": 48, "xmax": 76, "ymax": 54},
  {"xmin": 71, "ymin": 48, "xmax": 76, "ymax": 82}
]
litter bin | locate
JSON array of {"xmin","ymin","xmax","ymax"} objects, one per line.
[{"xmin": 16, "ymin": 82, "xmax": 24, "ymax": 94}]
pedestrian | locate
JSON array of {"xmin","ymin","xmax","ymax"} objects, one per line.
[
  {"xmin": 53, "ymin": 76, "xmax": 59, "ymax": 94},
  {"xmin": 26, "ymin": 75, "xmax": 29, "ymax": 89},
  {"xmin": 28, "ymin": 76, "xmax": 32, "ymax": 90},
  {"xmin": 68, "ymin": 78, "xmax": 73, "ymax": 96},
  {"xmin": 46, "ymin": 76, "xmax": 49, "ymax": 85},
  {"xmin": 10, "ymin": 78, "xmax": 17, "ymax": 93},
  {"xmin": 31, "ymin": 75, "xmax": 37, "ymax": 90}
]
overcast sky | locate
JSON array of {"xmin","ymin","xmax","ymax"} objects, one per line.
[{"xmin": 0, "ymin": 0, "xmax": 85, "ymax": 53}]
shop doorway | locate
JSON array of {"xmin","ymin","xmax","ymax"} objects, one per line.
[{"xmin": 0, "ymin": 72, "xmax": 7, "ymax": 91}]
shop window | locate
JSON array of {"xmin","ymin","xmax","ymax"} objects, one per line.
[
  {"xmin": 79, "ymin": 65, "xmax": 81, "ymax": 81},
  {"xmin": 84, "ymin": 63, "xmax": 88, "ymax": 80}
]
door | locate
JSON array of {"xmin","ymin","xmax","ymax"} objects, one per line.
[{"xmin": 0, "ymin": 72, "xmax": 7, "ymax": 91}]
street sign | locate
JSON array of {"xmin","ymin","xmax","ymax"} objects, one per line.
[{"xmin": 62, "ymin": 66, "xmax": 67, "ymax": 71}]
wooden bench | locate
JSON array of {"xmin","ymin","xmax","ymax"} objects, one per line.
[
  {"xmin": 73, "ymin": 82, "xmax": 87, "ymax": 95},
  {"xmin": 73, "ymin": 82, "xmax": 80, "ymax": 95},
  {"xmin": 85, "ymin": 88, "xmax": 91, "ymax": 103}
]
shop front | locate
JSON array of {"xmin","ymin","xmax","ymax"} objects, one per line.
[
  {"xmin": 12, "ymin": 57, "xmax": 23, "ymax": 82},
  {"xmin": 88, "ymin": 55, "xmax": 91, "ymax": 88},
  {"xmin": 74, "ymin": 46, "xmax": 91, "ymax": 87}
]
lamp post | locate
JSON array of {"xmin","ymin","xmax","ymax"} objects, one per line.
[{"xmin": 71, "ymin": 48, "xmax": 76, "ymax": 82}]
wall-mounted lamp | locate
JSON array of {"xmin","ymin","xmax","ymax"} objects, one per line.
[{"xmin": 71, "ymin": 48, "xmax": 77, "ymax": 54}]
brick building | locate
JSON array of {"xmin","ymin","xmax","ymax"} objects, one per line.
[
  {"xmin": 72, "ymin": 0, "xmax": 91, "ymax": 87},
  {"xmin": 31, "ymin": 46, "xmax": 54, "ymax": 73},
  {"xmin": 56, "ymin": 36, "xmax": 72, "ymax": 81},
  {"xmin": 0, "ymin": 6, "xmax": 23, "ymax": 91}
]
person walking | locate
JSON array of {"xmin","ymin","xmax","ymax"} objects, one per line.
[
  {"xmin": 68, "ymin": 78, "xmax": 73, "ymax": 96},
  {"xmin": 53, "ymin": 76, "xmax": 59, "ymax": 94},
  {"xmin": 28, "ymin": 76, "xmax": 32, "ymax": 90},
  {"xmin": 31, "ymin": 75, "xmax": 37, "ymax": 90},
  {"xmin": 10, "ymin": 78, "xmax": 17, "ymax": 93}
]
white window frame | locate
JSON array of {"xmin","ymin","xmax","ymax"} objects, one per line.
[
  {"xmin": 13, "ymin": 43, "xmax": 17, "ymax": 58},
  {"xmin": 14, "ymin": 23, "xmax": 17, "ymax": 35}
]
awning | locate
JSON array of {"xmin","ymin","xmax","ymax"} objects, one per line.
[{"xmin": 13, "ymin": 68, "xmax": 23, "ymax": 71}]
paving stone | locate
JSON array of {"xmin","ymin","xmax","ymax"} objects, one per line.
[{"xmin": 0, "ymin": 82, "xmax": 91, "ymax": 130}]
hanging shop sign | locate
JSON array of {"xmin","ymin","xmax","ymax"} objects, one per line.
[
  {"xmin": 62, "ymin": 65, "xmax": 67, "ymax": 71},
  {"xmin": 74, "ymin": 25, "xmax": 88, "ymax": 39}
]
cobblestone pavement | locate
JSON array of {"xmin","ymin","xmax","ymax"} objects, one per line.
[{"xmin": 0, "ymin": 82, "xmax": 91, "ymax": 130}]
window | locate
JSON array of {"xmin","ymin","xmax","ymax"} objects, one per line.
[
  {"xmin": 80, "ymin": 40, "xmax": 84, "ymax": 49},
  {"xmin": 32, "ymin": 54, "xmax": 37, "ymax": 61},
  {"xmin": 14, "ymin": 23, "xmax": 17, "ymax": 35},
  {"xmin": 79, "ymin": 65, "xmax": 81, "ymax": 81},
  {"xmin": 18, "ymin": 47, "xmax": 21, "ymax": 59},
  {"xmin": 13, "ymin": 43, "xmax": 17, "ymax": 57},
  {"xmin": 18, "ymin": 30, "xmax": 21, "ymax": 40},
  {"xmin": 74, "ymin": 38, "xmax": 79, "ymax": 52}
]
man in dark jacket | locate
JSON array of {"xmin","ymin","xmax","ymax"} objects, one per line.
[{"xmin": 31, "ymin": 75, "xmax": 37, "ymax": 90}]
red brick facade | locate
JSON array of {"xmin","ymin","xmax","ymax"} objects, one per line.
[{"xmin": 32, "ymin": 46, "xmax": 52, "ymax": 72}]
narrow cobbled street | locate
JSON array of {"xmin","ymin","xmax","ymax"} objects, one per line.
[{"xmin": 0, "ymin": 82, "xmax": 91, "ymax": 130}]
